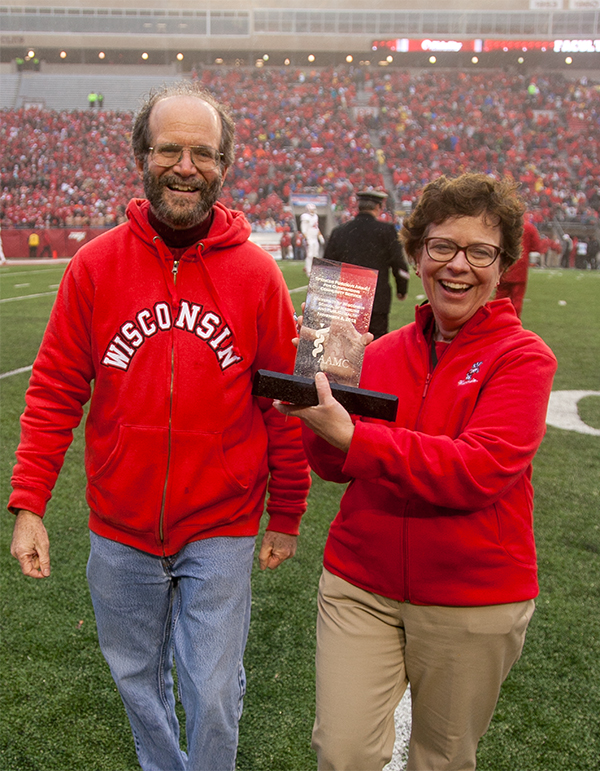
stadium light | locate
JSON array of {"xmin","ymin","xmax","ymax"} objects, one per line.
[
  {"xmin": 308, "ymin": 54, "xmax": 315, "ymax": 62},
  {"xmin": 98, "ymin": 52, "xmax": 105, "ymax": 60},
  {"xmin": 60, "ymin": 51, "xmax": 67, "ymax": 59},
  {"xmin": 386, "ymin": 55, "xmax": 393, "ymax": 63},
  {"xmin": 27, "ymin": 50, "xmax": 35, "ymax": 58},
  {"xmin": 263, "ymin": 54, "xmax": 269, "ymax": 61},
  {"xmin": 176, "ymin": 53, "xmax": 184, "ymax": 61},
  {"xmin": 346, "ymin": 55, "xmax": 353, "ymax": 63},
  {"xmin": 565, "ymin": 56, "xmax": 573, "ymax": 64},
  {"xmin": 215, "ymin": 58, "xmax": 224, "ymax": 64},
  {"xmin": 429, "ymin": 56, "xmax": 437, "ymax": 64},
  {"xmin": 517, "ymin": 56, "xmax": 524, "ymax": 64},
  {"xmin": 471, "ymin": 56, "xmax": 479, "ymax": 64},
  {"xmin": 284, "ymin": 58, "xmax": 290, "ymax": 66},
  {"xmin": 142, "ymin": 52, "xmax": 149, "ymax": 60},
  {"xmin": 255, "ymin": 59, "xmax": 264, "ymax": 68}
]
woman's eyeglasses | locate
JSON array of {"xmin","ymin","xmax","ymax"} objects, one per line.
[{"xmin": 423, "ymin": 238, "xmax": 502, "ymax": 268}]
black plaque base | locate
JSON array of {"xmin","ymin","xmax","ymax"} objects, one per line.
[{"xmin": 252, "ymin": 370, "xmax": 398, "ymax": 422}]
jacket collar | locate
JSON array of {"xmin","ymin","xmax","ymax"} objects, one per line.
[
  {"xmin": 125, "ymin": 198, "xmax": 252, "ymax": 259},
  {"xmin": 415, "ymin": 298, "xmax": 521, "ymax": 343}
]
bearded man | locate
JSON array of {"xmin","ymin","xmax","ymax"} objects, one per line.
[{"xmin": 8, "ymin": 82, "xmax": 310, "ymax": 771}]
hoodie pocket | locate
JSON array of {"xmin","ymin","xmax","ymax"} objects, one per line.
[
  {"xmin": 164, "ymin": 427, "xmax": 251, "ymax": 526},
  {"xmin": 86, "ymin": 424, "xmax": 250, "ymax": 534}
]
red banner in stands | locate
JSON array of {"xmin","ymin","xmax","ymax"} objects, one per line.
[{"xmin": 1, "ymin": 228, "xmax": 111, "ymax": 260}]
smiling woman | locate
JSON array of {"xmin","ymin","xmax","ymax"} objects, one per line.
[
  {"xmin": 401, "ymin": 173, "xmax": 524, "ymax": 343},
  {"xmin": 275, "ymin": 172, "xmax": 558, "ymax": 771},
  {"xmin": 417, "ymin": 215, "xmax": 503, "ymax": 341}
]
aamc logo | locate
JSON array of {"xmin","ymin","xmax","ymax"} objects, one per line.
[{"xmin": 102, "ymin": 298, "xmax": 242, "ymax": 372}]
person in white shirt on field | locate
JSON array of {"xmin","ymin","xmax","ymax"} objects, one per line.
[{"xmin": 300, "ymin": 203, "xmax": 323, "ymax": 275}]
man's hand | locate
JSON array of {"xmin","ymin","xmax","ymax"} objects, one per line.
[
  {"xmin": 258, "ymin": 531, "xmax": 298, "ymax": 571},
  {"xmin": 10, "ymin": 510, "xmax": 51, "ymax": 579}
]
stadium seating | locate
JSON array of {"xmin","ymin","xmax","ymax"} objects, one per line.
[{"xmin": 1, "ymin": 67, "xmax": 599, "ymax": 235}]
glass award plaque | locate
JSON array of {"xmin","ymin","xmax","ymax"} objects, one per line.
[{"xmin": 252, "ymin": 258, "xmax": 398, "ymax": 422}]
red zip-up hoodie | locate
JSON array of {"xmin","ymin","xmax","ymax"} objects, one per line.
[
  {"xmin": 9, "ymin": 199, "xmax": 310, "ymax": 556},
  {"xmin": 303, "ymin": 300, "xmax": 557, "ymax": 606}
]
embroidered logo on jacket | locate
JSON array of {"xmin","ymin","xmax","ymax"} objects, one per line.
[
  {"xmin": 458, "ymin": 361, "xmax": 483, "ymax": 386},
  {"xmin": 102, "ymin": 298, "xmax": 242, "ymax": 372}
]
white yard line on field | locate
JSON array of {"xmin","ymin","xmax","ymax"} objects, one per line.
[
  {"xmin": 0, "ymin": 290, "xmax": 58, "ymax": 304},
  {"xmin": 0, "ymin": 365, "xmax": 33, "ymax": 380}
]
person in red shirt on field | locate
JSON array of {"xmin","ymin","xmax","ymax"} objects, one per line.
[
  {"xmin": 275, "ymin": 174, "xmax": 556, "ymax": 771},
  {"xmin": 495, "ymin": 217, "xmax": 543, "ymax": 317},
  {"xmin": 8, "ymin": 82, "xmax": 310, "ymax": 771}
]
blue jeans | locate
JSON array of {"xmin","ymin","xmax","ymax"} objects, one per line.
[{"xmin": 87, "ymin": 532, "xmax": 255, "ymax": 771}]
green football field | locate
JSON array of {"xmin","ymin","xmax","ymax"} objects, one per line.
[{"xmin": 1, "ymin": 261, "xmax": 599, "ymax": 770}]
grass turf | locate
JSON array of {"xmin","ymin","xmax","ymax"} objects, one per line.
[{"xmin": 1, "ymin": 262, "xmax": 599, "ymax": 770}]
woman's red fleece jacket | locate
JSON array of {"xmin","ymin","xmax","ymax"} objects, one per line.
[
  {"xmin": 303, "ymin": 299, "xmax": 557, "ymax": 607},
  {"xmin": 9, "ymin": 199, "xmax": 311, "ymax": 556}
]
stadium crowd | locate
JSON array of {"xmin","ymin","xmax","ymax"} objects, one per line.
[
  {"xmin": 1, "ymin": 67, "xmax": 599, "ymax": 233},
  {"xmin": 370, "ymin": 70, "xmax": 600, "ymax": 228}
]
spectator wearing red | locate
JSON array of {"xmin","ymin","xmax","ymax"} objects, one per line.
[{"xmin": 495, "ymin": 219, "xmax": 542, "ymax": 317}]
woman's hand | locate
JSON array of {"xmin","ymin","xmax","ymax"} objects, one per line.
[{"xmin": 274, "ymin": 372, "xmax": 355, "ymax": 453}]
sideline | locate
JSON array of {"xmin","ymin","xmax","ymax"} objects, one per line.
[
  {"xmin": 0, "ymin": 290, "xmax": 58, "ymax": 304},
  {"xmin": 0, "ymin": 258, "xmax": 70, "ymax": 266}
]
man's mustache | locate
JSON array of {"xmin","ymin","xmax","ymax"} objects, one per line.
[{"xmin": 159, "ymin": 175, "xmax": 207, "ymax": 191}]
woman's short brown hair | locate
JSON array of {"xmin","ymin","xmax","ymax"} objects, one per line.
[{"xmin": 400, "ymin": 173, "xmax": 526, "ymax": 271}]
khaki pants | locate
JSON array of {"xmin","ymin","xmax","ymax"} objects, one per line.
[{"xmin": 312, "ymin": 569, "xmax": 534, "ymax": 771}]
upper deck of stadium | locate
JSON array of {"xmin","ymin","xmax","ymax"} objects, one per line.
[{"xmin": 2, "ymin": 0, "xmax": 599, "ymax": 69}]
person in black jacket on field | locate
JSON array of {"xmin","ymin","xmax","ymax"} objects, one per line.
[{"xmin": 324, "ymin": 190, "xmax": 410, "ymax": 338}]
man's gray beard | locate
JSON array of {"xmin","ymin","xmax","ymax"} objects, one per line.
[{"xmin": 143, "ymin": 164, "xmax": 222, "ymax": 229}]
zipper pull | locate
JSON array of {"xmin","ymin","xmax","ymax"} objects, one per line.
[
  {"xmin": 422, "ymin": 372, "xmax": 431, "ymax": 398},
  {"xmin": 172, "ymin": 259, "xmax": 180, "ymax": 282}
]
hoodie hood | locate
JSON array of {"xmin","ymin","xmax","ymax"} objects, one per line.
[
  {"xmin": 125, "ymin": 198, "xmax": 254, "ymax": 360},
  {"xmin": 126, "ymin": 198, "xmax": 252, "ymax": 256}
]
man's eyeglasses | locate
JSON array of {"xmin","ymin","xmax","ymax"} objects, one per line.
[
  {"xmin": 423, "ymin": 237, "xmax": 503, "ymax": 268},
  {"xmin": 148, "ymin": 144, "xmax": 224, "ymax": 172}
]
